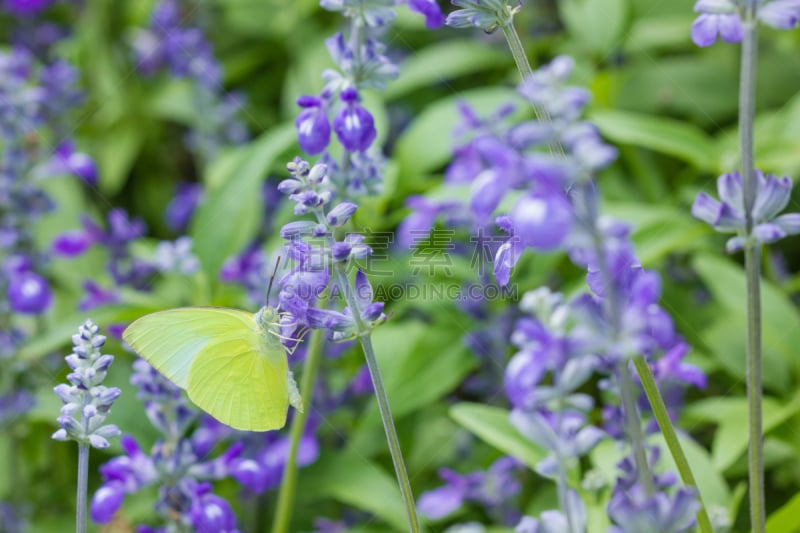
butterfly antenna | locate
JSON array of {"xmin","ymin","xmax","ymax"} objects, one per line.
[{"xmin": 266, "ymin": 255, "xmax": 282, "ymax": 306}]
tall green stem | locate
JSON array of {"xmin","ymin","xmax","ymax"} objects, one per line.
[
  {"xmin": 739, "ymin": 4, "xmax": 765, "ymax": 530},
  {"xmin": 357, "ymin": 333, "xmax": 420, "ymax": 532},
  {"xmin": 501, "ymin": 21, "xmax": 564, "ymax": 157},
  {"xmin": 313, "ymin": 208, "xmax": 420, "ymax": 532},
  {"xmin": 76, "ymin": 443, "xmax": 89, "ymax": 533},
  {"xmin": 634, "ymin": 357, "xmax": 713, "ymax": 533},
  {"xmin": 618, "ymin": 363, "xmax": 656, "ymax": 495},
  {"xmin": 271, "ymin": 328, "xmax": 325, "ymax": 533}
]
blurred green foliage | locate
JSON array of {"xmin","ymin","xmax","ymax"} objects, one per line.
[{"xmin": 5, "ymin": 0, "xmax": 800, "ymax": 531}]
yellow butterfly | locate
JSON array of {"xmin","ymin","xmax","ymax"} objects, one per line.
[{"xmin": 123, "ymin": 305, "xmax": 303, "ymax": 432}]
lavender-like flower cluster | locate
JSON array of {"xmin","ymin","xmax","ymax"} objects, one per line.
[
  {"xmin": 406, "ymin": 51, "xmax": 711, "ymax": 531},
  {"xmin": 0, "ymin": 45, "xmax": 97, "ymax": 464},
  {"xmin": 277, "ymin": 158, "xmax": 385, "ymax": 341},
  {"xmin": 132, "ymin": 0, "xmax": 248, "ymax": 162},
  {"xmin": 52, "ymin": 320, "xmax": 121, "ymax": 448}
]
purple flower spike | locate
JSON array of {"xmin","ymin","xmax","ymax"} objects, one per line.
[
  {"xmin": 333, "ymin": 88, "xmax": 376, "ymax": 152},
  {"xmin": 296, "ymin": 95, "xmax": 331, "ymax": 155},
  {"xmin": 8, "ymin": 272, "xmax": 52, "ymax": 314}
]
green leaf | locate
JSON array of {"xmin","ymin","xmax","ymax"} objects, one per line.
[
  {"xmin": 301, "ymin": 450, "xmax": 410, "ymax": 531},
  {"xmin": 384, "ymin": 40, "xmax": 510, "ymax": 101},
  {"xmin": 449, "ymin": 403, "xmax": 545, "ymax": 470},
  {"xmin": 766, "ymin": 492, "xmax": 800, "ymax": 532},
  {"xmin": 393, "ymin": 87, "xmax": 519, "ymax": 193},
  {"xmin": 559, "ymin": 0, "xmax": 629, "ymax": 55},
  {"xmin": 190, "ymin": 124, "xmax": 295, "ymax": 279},
  {"xmin": 692, "ymin": 253, "xmax": 800, "ymax": 388},
  {"xmin": 376, "ymin": 325, "xmax": 477, "ymax": 419},
  {"xmin": 96, "ymin": 118, "xmax": 145, "ymax": 195},
  {"xmin": 624, "ymin": 15, "xmax": 695, "ymax": 51},
  {"xmin": 605, "ymin": 203, "xmax": 709, "ymax": 264},
  {"xmin": 687, "ymin": 392, "xmax": 800, "ymax": 471},
  {"xmin": 589, "ymin": 109, "xmax": 717, "ymax": 170},
  {"xmin": 354, "ymin": 322, "xmax": 477, "ymax": 453}
]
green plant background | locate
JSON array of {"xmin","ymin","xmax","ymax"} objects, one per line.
[{"xmin": 6, "ymin": 0, "xmax": 800, "ymax": 531}]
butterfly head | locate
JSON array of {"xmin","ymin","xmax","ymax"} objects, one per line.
[{"xmin": 255, "ymin": 305, "xmax": 279, "ymax": 331}]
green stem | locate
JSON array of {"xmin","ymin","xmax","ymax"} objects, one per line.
[
  {"xmin": 271, "ymin": 328, "xmax": 325, "ymax": 533},
  {"xmin": 356, "ymin": 332, "xmax": 420, "ymax": 532},
  {"xmin": 618, "ymin": 362, "xmax": 656, "ymax": 496},
  {"xmin": 633, "ymin": 357, "xmax": 714, "ymax": 533},
  {"xmin": 500, "ymin": 21, "xmax": 564, "ymax": 157},
  {"xmin": 738, "ymin": 4, "xmax": 765, "ymax": 531},
  {"xmin": 76, "ymin": 443, "xmax": 89, "ymax": 533},
  {"xmin": 313, "ymin": 206, "xmax": 421, "ymax": 532}
]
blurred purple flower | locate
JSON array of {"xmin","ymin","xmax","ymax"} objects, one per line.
[
  {"xmin": 7, "ymin": 271, "xmax": 52, "ymax": 314},
  {"xmin": 419, "ymin": 456, "xmax": 524, "ymax": 523},
  {"xmin": 409, "ymin": 0, "xmax": 445, "ymax": 28},
  {"xmin": 52, "ymin": 230, "xmax": 92, "ymax": 257},
  {"xmin": 79, "ymin": 281, "xmax": 120, "ymax": 311},
  {"xmin": 4, "ymin": 0, "xmax": 54, "ymax": 15},
  {"xmin": 166, "ymin": 182, "xmax": 203, "ymax": 232}
]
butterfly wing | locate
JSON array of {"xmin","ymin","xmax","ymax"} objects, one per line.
[
  {"xmin": 122, "ymin": 307, "xmax": 261, "ymax": 389},
  {"xmin": 186, "ymin": 334, "xmax": 289, "ymax": 431}
]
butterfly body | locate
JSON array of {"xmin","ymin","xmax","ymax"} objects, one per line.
[{"xmin": 123, "ymin": 306, "xmax": 298, "ymax": 432}]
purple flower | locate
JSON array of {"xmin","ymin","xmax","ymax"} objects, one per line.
[
  {"xmin": 7, "ymin": 271, "xmax": 52, "ymax": 314},
  {"xmin": 52, "ymin": 230, "xmax": 92, "ymax": 257},
  {"xmin": 166, "ymin": 182, "xmax": 203, "ymax": 232},
  {"xmin": 511, "ymin": 192, "xmax": 573, "ymax": 251},
  {"xmin": 306, "ymin": 270, "xmax": 385, "ymax": 340},
  {"xmin": 691, "ymin": 0, "xmax": 800, "ymax": 47},
  {"xmin": 493, "ymin": 216, "xmax": 523, "ymax": 286},
  {"xmin": 79, "ymin": 281, "xmax": 120, "ymax": 311},
  {"xmin": 409, "ymin": 0, "xmax": 445, "ymax": 28},
  {"xmin": 296, "ymin": 95, "xmax": 331, "ymax": 155},
  {"xmin": 4, "ymin": 0, "xmax": 53, "ymax": 15},
  {"xmin": 692, "ymin": 170, "xmax": 800, "ymax": 251},
  {"xmin": 759, "ymin": 0, "xmax": 800, "ymax": 29},
  {"xmin": 230, "ymin": 432, "xmax": 319, "ymax": 493},
  {"xmin": 691, "ymin": 12, "xmax": 743, "ymax": 46},
  {"xmin": 418, "ymin": 457, "xmax": 524, "ymax": 522},
  {"xmin": 90, "ymin": 483, "xmax": 125, "ymax": 523},
  {"xmin": 333, "ymin": 88, "xmax": 376, "ymax": 152},
  {"xmin": 189, "ymin": 487, "xmax": 240, "ymax": 533},
  {"xmin": 397, "ymin": 196, "xmax": 461, "ymax": 249}
]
